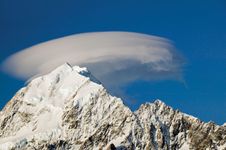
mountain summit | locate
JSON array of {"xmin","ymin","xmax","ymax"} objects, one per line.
[{"xmin": 0, "ymin": 64, "xmax": 225, "ymax": 150}]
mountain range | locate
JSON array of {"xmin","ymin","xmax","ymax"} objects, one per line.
[{"xmin": 0, "ymin": 63, "xmax": 225, "ymax": 150}]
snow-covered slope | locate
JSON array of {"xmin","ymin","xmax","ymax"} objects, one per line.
[{"xmin": 0, "ymin": 63, "xmax": 225, "ymax": 150}]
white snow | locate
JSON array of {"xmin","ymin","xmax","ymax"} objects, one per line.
[
  {"xmin": 218, "ymin": 142, "xmax": 226, "ymax": 150},
  {"xmin": 180, "ymin": 142, "xmax": 189, "ymax": 150}
]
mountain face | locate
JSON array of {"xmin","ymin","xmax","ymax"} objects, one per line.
[{"xmin": 0, "ymin": 64, "xmax": 226, "ymax": 150}]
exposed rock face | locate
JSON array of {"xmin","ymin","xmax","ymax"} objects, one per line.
[{"xmin": 0, "ymin": 64, "xmax": 225, "ymax": 150}]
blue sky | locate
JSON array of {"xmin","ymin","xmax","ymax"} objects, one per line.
[{"xmin": 0, "ymin": 0, "xmax": 226, "ymax": 124}]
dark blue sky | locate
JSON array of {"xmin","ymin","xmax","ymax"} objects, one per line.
[{"xmin": 0, "ymin": 0, "xmax": 226, "ymax": 124}]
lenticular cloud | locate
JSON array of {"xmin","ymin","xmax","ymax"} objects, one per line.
[{"xmin": 1, "ymin": 31, "xmax": 184, "ymax": 89}]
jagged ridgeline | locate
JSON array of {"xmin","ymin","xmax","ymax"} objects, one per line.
[{"xmin": 0, "ymin": 63, "xmax": 226, "ymax": 150}]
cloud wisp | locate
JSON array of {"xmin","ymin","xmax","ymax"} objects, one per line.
[{"xmin": 1, "ymin": 31, "xmax": 185, "ymax": 92}]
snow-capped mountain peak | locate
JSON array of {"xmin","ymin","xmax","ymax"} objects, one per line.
[{"xmin": 23, "ymin": 63, "xmax": 100, "ymax": 105}]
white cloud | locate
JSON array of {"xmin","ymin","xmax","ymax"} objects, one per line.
[{"xmin": 0, "ymin": 31, "xmax": 185, "ymax": 92}]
